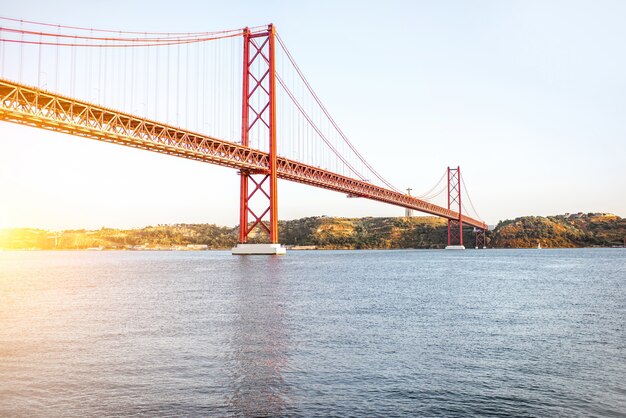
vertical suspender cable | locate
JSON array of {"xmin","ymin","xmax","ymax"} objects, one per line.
[
  {"xmin": 19, "ymin": 20, "xmax": 24, "ymax": 83},
  {"xmin": 145, "ymin": 33, "xmax": 149, "ymax": 117},
  {"xmin": 155, "ymin": 41, "xmax": 159, "ymax": 121},
  {"xmin": 97, "ymin": 39, "xmax": 102, "ymax": 103},
  {"xmin": 201, "ymin": 41, "xmax": 206, "ymax": 133},
  {"xmin": 216, "ymin": 39, "xmax": 221, "ymax": 138},
  {"xmin": 231, "ymin": 38, "xmax": 235, "ymax": 141},
  {"xmin": 130, "ymin": 41, "xmax": 135, "ymax": 112},
  {"xmin": 0, "ymin": 26, "xmax": 4, "ymax": 77},
  {"xmin": 213, "ymin": 37, "xmax": 218, "ymax": 136},
  {"xmin": 116, "ymin": 32, "xmax": 121, "ymax": 110},
  {"xmin": 71, "ymin": 36, "xmax": 76, "ymax": 97},
  {"xmin": 193, "ymin": 42, "xmax": 200, "ymax": 132},
  {"xmin": 122, "ymin": 38, "xmax": 127, "ymax": 111},
  {"xmin": 185, "ymin": 37, "xmax": 189, "ymax": 129},
  {"xmin": 37, "ymin": 33, "xmax": 42, "ymax": 87},
  {"xmin": 176, "ymin": 42, "xmax": 180, "ymax": 126},
  {"xmin": 55, "ymin": 24, "xmax": 59, "ymax": 91},
  {"xmin": 228, "ymin": 39, "xmax": 232, "ymax": 140},
  {"xmin": 87, "ymin": 30, "xmax": 92, "ymax": 101},
  {"xmin": 103, "ymin": 39, "xmax": 108, "ymax": 105},
  {"xmin": 166, "ymin": 35, "xmax": 170, "ymax": 124}
]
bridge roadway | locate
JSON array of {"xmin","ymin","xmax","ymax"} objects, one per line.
[{"xmin": 0, "ymin": 78, "xmax": 487, "ymax": 230}]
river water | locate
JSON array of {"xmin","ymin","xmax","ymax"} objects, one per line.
[{"xmin": 0, "ymin": 249, "xmax": 625, "ymax": 416}]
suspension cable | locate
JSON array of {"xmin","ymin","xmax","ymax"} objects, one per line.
[
  {"xmin": 415, "ymin": 169, "xmax": 447, "ymax": 199},
  {"xmin": 0, "ymin": 33, "xmax": 242, "ymax": 47},
  {"xmin": 421, "ymin": 182, "xmax": 448, "ymax": 201},
  {"xmin": 276, "ymin": 74, "xmax": 367, "ymax": 180},
  {"xmin": 276, "ymin": 32, "xmax": 401, "ymax": 192},
  {"xmin": 0, "ymin": 16, "xmax": 243, "ymax": 36},
  {"xmin": 460, "ymin": 174, "xmax": 483, "ymax": 221},
  {"xmin": 0, "ymin": 27, "xmax": 238, "ymax": 43}
]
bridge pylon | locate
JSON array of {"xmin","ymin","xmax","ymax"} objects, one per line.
[
  {"xmin": 475, "ymin": 227, "xmax": 487, "ymax": 249},
  {"xmin": 232, "ymin": 25, "xmax": 285, "ymax": 255},
  {"xmin": 446, "ymin": 166, "xmax": 465, "ymax": 250}
]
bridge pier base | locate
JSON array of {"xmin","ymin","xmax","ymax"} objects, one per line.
[
  {"xmin": 445, "ymin": 245, "xmax": 466, "ymax": 250},
  {"xmin": 232, "ymin": 243, "xmax": 287, "ymax": 255}
]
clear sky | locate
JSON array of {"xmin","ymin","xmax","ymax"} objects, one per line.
[{"xmin": 1, "ymin": 0, "xmax": 625, "ymax": 230}]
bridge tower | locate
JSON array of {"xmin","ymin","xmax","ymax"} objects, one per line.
[
  {"xmin": 475, "ymin": 227, "xmax": 487, "ymax": 249},
  {"xmin": 232, "ymin": 25, "xmax": 285, "ymax": 255},
  {"xmin": 446, "ymin": 166, "xmax": 465, "ymax": 250}
]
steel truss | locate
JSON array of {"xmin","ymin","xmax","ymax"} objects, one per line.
[{"xmin": 0, "ymin": 78, "xmax": 487, "ymax": 230}]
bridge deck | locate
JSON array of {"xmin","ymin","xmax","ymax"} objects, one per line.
[{"xmin": 0, "ymin": 78, "xmax": 487, "ymax": 230}]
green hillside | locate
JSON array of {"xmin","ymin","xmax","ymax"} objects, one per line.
[
  {"xmin": 491, "ymin": 213, "xmax": 626, "ymax": 248},
  {"xmin": 1, "ymin": 213, "xmax": 624, "ymax": 250}
]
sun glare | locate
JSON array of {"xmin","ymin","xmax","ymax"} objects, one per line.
[{"xmin": 0, "ymin": 212, "xmax": 9, "ymax": 230}]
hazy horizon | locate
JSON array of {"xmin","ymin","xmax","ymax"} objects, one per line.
[{"xmin": 1, "ymin": 211, "xmax": 622, "ymax": 232}]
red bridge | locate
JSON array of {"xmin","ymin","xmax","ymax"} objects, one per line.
[{"xmin": 0, "ymin": 20, "xmax": 487, "ymax": 253}]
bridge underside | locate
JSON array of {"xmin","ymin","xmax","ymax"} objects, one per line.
[{"xmin": 0, "ymin": 78, "xmax": 487, "ymax": 230}]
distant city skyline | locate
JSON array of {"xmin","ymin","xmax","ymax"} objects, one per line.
[{"xmin": 1, "ymin": 0, "xmax": 625, "ymax": 230}]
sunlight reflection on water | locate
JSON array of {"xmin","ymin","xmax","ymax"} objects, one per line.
[{"xmin": 0, "ymin": 249, "xmax": 625, "ymax": 416}]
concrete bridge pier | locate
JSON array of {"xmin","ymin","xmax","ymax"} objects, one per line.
[{"xmin": 232, "ymin": 243, "xmax": 287, "ymax": 255}]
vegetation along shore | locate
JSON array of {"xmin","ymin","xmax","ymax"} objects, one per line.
[{"xmin": 1, "ymin": 213, "xmax": 624, "ymax": 251}]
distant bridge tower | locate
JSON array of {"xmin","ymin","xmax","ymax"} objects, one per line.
[{"xmin": 405, "ymin": 188, "xmax": 413, "ymax": 218}]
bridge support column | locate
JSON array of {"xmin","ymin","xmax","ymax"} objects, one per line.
[
  {"xmin": 232, "ymin": 25, "xmax": 285, "ymax": 255},
  {"xmin": 475, "ymin": 228, "xmax": 487, "ymax": 249},
  {"xmin": 446, "ymin": 166, "xmax": 465, "ymax": 250}
]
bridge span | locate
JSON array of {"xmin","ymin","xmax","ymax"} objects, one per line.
[
  {"xmin": 0, "ymin": 78, "xmax": 487, "ymax": 231},
  {"xmin": 0, "ymin": 20, "xmax": 487, "ymax": 253}
]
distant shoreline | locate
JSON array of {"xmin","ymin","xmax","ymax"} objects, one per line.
[
  {"xmin": 1, "ymin": 213, "xmax": 624, "ymax": 250},
  {"xmin": 2, "ymin": 246, "xmax": 624, "ymax": 252}
]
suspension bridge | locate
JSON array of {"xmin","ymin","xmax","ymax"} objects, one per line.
[{"xmin": 0, "ymin": 18, "xmax": 487, "ymax": 254}]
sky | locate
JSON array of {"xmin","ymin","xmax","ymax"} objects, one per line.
[{"xmin": 0, "ymin": 0, "xmax": 625, "ymax": 230}]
